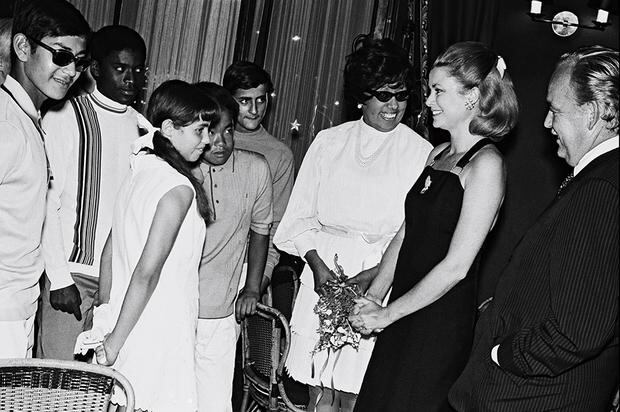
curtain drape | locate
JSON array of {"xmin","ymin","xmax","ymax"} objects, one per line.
[
  {"xmin": 374, "ymin": 0, "xmax": 430, "ymax": 138},
  {"xmin": 68, "ymin": 0, "xmax": 116, "ymax": 29},
  {"xmin": 70, "ymin": 0, "xmax": 241, "ymax": 105},
  {"xmin": 121, "ymin": 0, "xmax": 241, "ymax": 99},
  {"xmin": 429, "ymin": 0, "xmax": 500, "ymax": 61},
  {"xmin": 243, "ymin": 0, "xmax": 374, "ymax": 170}
]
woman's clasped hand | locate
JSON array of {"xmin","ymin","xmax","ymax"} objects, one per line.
[{"xmin": 349, "ymin": 296, "xmax": 387, "ymax": 335}]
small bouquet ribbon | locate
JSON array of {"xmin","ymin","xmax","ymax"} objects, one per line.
[{"xmin": 313, "ymin": 254, "xmax": 361, "ymax": 354}]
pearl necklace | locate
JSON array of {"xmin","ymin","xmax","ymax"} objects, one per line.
[{"xmin": 355, "ymin": 125, "xmax": 390, "ymax": 167}]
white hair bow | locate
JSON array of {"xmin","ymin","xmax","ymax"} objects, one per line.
[
  {"xmin": 132, "ymin": 112, "xmax": 159, "ymax": 154},
  {"xmin": 496, "ymin": 56, "xmax": 507, "ymax": 79}
]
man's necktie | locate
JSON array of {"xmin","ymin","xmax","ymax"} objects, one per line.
[{"xmin": 557, "ymin": 171, "xmax": 574, "ymax": 196}]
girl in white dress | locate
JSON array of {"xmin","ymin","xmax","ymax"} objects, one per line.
[
  {"xmin": 273, "ymin": 37, "xmax": 433, "ymax": 411},
  {"xmin": 95, "ymin": 80, "xmax": 218, "ymax": 412}
]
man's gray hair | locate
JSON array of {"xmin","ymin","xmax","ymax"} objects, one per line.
[{"xmin": 558, "ymin": 45, "xmax": 619, "ymax": 132}]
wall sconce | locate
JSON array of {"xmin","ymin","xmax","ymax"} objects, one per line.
[{"xmin": 527, "ymin": 0, "xmax": 617, "ymax": 36}]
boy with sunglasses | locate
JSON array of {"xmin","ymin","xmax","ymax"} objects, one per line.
[
  {"xmin": 38, "ymin": 25, "xmax": 147, "ymax": 361},
  {"xmin": 0, "ymin": 0, "xmax": 90, "ymax": 359}
]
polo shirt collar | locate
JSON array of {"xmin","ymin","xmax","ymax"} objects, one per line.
[{"xmin": 2, "ymin": 75, "xmax": 40, "ymax": 123}]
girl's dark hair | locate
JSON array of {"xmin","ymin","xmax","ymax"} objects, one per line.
[
  {"xmin": 344, "ymin": 35, "xmax": 413, "ymax": 103},
  {"xmin": 195, "ymin": 81, "xmax": 239, "ymax": 125},
  {"xmin": 433, "ymin": 41, "xmax": 519, "ymax": 140},
  {"xmin": 146, "ymin": 80, "xmax": 219, "ymax": 223}
]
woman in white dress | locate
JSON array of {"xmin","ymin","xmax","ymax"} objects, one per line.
[
  {"xmin": 95, "ymin": 80, "xmax": 217, "ymax": 412},
  {"xmin": 273, "ymin": 37, "xmax": 433, "ymax": 411}
]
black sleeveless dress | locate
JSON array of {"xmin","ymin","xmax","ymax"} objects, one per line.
[{"xmin": 354, "ymin": 139, "xmax": 492, "ymax": 412}]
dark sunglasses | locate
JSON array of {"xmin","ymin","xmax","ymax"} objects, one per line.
[
  {"xmin": 365, "ymin": 89, "xmax": 410, "ymax": 102},
  {"xmin": 27, "ymin": 36, "xmax": 91, "ymax": 72}
]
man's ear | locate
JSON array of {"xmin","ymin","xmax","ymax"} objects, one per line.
[
  {"xmin": 585, "ymin": 101, "xmax": 599, "ymax": 130},
  {"xmin": 13, "ymin": 33, "xmax": 31, "ymax": 63},
  {"xmin": 90, "ymin": 59, "xmax": 100, "ymax": 79},
  {"xmin": 160, "ymin": 119, "xmax": 176, "ymax": 139}
]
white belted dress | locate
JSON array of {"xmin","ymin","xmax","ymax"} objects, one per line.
[{"xmin": 274, "ymin": 118, "xmax": 432, "ymax": 393}]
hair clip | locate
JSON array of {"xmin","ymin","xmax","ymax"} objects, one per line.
[{"xmin": 496, "ymin": 56, "xmax": 507, "ymax": 79}]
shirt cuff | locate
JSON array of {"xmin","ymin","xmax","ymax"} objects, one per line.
[
  {"xmin": 250, "ymin": 222, "xmax": 271, "ymax": 236},
  {"xmin": 293, "ymin": 231, "xmax": 317, "ymax": 259},
  {"xmin": 46, "ymin": 267, "xmax": 76, "ymax": 290},
  {"xmin": 491, "ymin": 345, "xmax": 500, "ymax": 365}
]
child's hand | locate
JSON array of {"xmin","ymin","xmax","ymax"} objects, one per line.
[
  {"xmin": 235, "ymin": 289, "xmax": 260, "ymax": 322},
  {"xmin": 95, "ymin": 335, "xmax": 120, "ymax": 366}
]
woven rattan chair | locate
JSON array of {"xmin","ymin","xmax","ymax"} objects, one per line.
[
  {"xmin": 0, "ymin": 358, "xmax": 134, "ymax": 411},
  {"xmin": 240, "ymin": 303, "xmax": 306, "ymax": 412}
]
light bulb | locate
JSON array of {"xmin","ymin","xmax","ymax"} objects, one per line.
[{"xmin": 596, "ymin": 9, "xmax": 609, "ymax": 24}]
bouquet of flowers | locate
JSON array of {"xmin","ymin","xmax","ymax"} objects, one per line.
[{"xmin": 313, "ymin": 254, "xmax": 361, "ymax": 354}]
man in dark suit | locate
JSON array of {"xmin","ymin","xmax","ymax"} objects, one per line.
[{"xmin": 449, "ymin": 45, "xmax": 619, "ymax": 411}]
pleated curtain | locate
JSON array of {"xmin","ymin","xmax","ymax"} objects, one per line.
[
  {"xmin": 68, "ymin": 0, "xmax": 377, "ymax": 168},
  {"xmin": 70, "ymin": 0, "xmax": 241, "ymax": 103},
  {"xmin": 248, "ymin": 0, "xmax": 375, "ymax": 171}
]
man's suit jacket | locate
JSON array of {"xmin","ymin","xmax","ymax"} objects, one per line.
[{"xmin": 449, "ymin": 148, "xmax": 619, "ymax": 411}]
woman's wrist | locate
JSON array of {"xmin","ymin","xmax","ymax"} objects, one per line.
[
  {"xmin": 106, "ymin": 332, "xmax": 123, "ymax": 355},
  {"xmin": 365, "ymin": 293, "xmax": 382, "ymax": 305},
  {"xmin": 384, "ymin": 304, "xmax": 398, "ymax": 326}
]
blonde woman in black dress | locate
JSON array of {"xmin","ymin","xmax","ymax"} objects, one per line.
[{"xmin": 349, "ymin": 42, "xmax": 519, "ymax": 412}]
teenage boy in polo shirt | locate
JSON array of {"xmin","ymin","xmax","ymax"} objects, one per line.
[
  {"xmin": 194, "ymin": 82, "xmax": 273, "ymax": 412},
  {"xmin": 38, "ymin": 25, "xmax": 147, "ymax": 360},
  {"xmin": 223, "ymin": 61, "xmax": 295, "ymax": 297},
  {"xmin": 0, "ymin": 0, "xmax": 90, "ymax": 358}
]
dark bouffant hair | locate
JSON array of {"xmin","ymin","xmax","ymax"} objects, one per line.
[
  {"xmin": 557, "ymin": 45, "xmax": 619, "ymax": 132},
  {"xmin": 223, "ymin": 61, "xmax": 274, "ymax": 94},
  {"xmin": 433, "ymin": 41, "xmax": 519, "ymax": 140},
  {"xmin": 146, "ymin": 80, "xmax": 220, "ymax": 222},
  {"xmin": 12, "ymin": 0, "xmax": 90, "ymax": 52},
  {"xmin": 195, "ymin": 81, "xmax": 240, "ymax": 126},
  {"xmin": 0, "ymin": 18, "xmax": 11, "ymax": 71},
  {"xmin": 344, "ymin": 36, "xmax": 413, "ymax": 103},
  {"xmin": 89, "ymin": 25, "xmax": 146, "ymax": 63}
]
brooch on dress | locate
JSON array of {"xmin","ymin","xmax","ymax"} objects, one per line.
[{"xmin": 420, "ymin": 175, "xmax": 432, "ymax": 194}]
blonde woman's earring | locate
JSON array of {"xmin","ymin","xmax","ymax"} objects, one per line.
[
  {"xmin": 357, "ymin": 103, "xmax": 363, "ymax": 109},
  {"xmin": 465, "ymin": 99, "xmax": 475, "ymax": 110}
]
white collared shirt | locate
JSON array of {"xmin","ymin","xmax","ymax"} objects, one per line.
[
  {"xmin": 0, "ymin": 75, "xmax": 49, "ymax": 321},
  {"xmin": 574, "ymin": 136, "xmax": 619, "ymax": 176}
]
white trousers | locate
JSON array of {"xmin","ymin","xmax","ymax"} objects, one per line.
[
  {"xmin": 195, "ymin": 314, "xmax": 240, "ymax": 412},
  {"xmin": 0, "ymin": 314, "xmax": 35, "ymax": 358}
]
